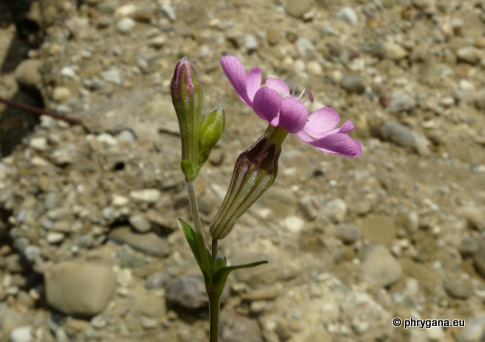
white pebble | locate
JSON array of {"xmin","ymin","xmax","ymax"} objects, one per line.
[
  {"xmin": 116, "ymin": 17, "xmax": 135, "ymax": 34},
  {"xmin": 338, "ymin": 7, "xmax": 358, "ymax": 26}
]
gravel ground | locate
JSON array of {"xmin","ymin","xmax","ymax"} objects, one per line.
[{"xmin": 0, "ymin": 0, "xmax": 484, "ymax": 341}]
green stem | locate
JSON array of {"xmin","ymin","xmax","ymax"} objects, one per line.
[
  {"xmin": 185, "ymin": 181, "xmax": 210, "ymax": 272},
  {"xmin": 209, "ymin": 286, "xmax": 221, "ymax": 341}
]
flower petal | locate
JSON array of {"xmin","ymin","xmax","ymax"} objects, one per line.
[
  {"xmin": 266, "ymin": 78, "xmax": 290, "ymax": 95},
  {"xmin": 278, "ymin": 97, "xmax": 308, "ymax": 133},
  {"xmin": 308, "ymin": 133, "xmax": 362, "ymax": 157},
  {"xmin": 338, "ymin": 120, "xmax": 355, "ymax": 133},
  {"xmin": 246, "ymin": 67, "xmax": 262, "ymax": 103},
  {"xmin": 303, "ymin": 107, "xmax": 340, "ymax": 138},
  {"xmin": 253, "ymin": 87, "xmax": 281, "ymax": 122},
  {"xmin": 220, "ymin": 55, "xmax": 252, "ymax": 106}
]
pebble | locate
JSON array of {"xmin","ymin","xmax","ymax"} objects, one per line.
[
  {"xmin": 338, "ymin": 7, "xmax": 358, "ymax": 25},
  {"xmin": 52, "ymin": 87, "xmax": 71, "ymax": 103},
  {"xmin": 116, "ymin": 17, "xmax": 136, "ymax": 34},
  {"xmin": 10, "ymin": 326, "xmax": 32, "ymax": 342},
  {"xmin": 284, "ymin": 0, "xmax": 313, "ymax": 18},
  {"xmin": 244, "ymin": 34, "xmax": 258, "ymax": 53},
  {"xmin": 283, "ymin": 215, "xmax": 305, "ymax": 233},
  {"xmin": 362, "ymin": 245, "xmax": 403, "ymax": 287},
  {"xmin": 457, "ymin": 314, "xmax": 485, "ymax": 342},
  {"xmin": 101, "ymin": 68, "xmax": 122, "ymax": 85},
  {"xmin": 390, "ymin": 91, "xmax": 416, "ymax": 113},
  {"xmin": 129, "ymin": 214, "xmax": 151, "ymax": 233},
  {"xmin": 23, "ymin": 245, "xmax": 41, "ymax": 262},
  {"xmin": 29, "ymin": 137, "xmax": 47, "ymax": 151},
  {"xmin": 109, "ymin": 226, "xmax": 169, "ymax": 257},
  {"xmin": 220, "ymin": 311, "xmax": 263, "ymax": 342},
  {"xmin": 60, "ymin": 66, "xmax": 77, "ymax": 79},
  {"xmin": 380, "ymin": 120, "xmax": 416, "ymax": 150},
  {"xmin": 160, "ymin": 4, "xmax": 176, "ymax": 22},
  {"xmin": 373, "ymin": 42, "xmax": 408, "ymax": 61},
  {"xmin": 307, "ymin": 61, "xmax": 322, "ymax": 75},
  {"xmin": 472, "ymin": 239, "xmax": 485, "ymax": 278},
  {"xmin": 456, "ymin": 47, "xmax": 482, "ymax": 65},
  {"xmin": 443, "ymin": 276, "xmax": 473, "ymax": 299},
  {"xmin": 145, "ymin": 272, "xmax": 168, "ymax": 289},
  {"xmin": 129, "ymin": 189, "xmax": 161, "ymax": 203},
  {"xmin": 148, "ymin": 36, "xmax": 166, "ymax": 49},
  {"xmin": 46, "ymin": 232, "xmax": 65, "ymax": 244},
  {"xmin": 45, "ymin": 262, "xmax": 116, "ymax": 316},
  {"xmin": 456, "ymin": 206, "xmax": 485, "ymax": 231},
  {"xmin": 296, "ymin": 37, "xmax": 315, "ymax": 57},
  {"xmin": 114, "ymin": 4, "xmax": 137, "ymax": 18},
  {"xmin": 165, "ymin": 274, "xmax": 208, "ymax": 310},
  {"xmin": 15, "ymin": 59, "xmax": 42, "ymax": 89},
  {"xmin": 341, "ymin": 75, "xmax": 366, "ymax": 94},
  {"xmin": 335, "ymin": 224, "xmax": 361, "ymax": 244},
  {"xmin": 323, "ymin": 198, "xmax": 347, "ymax": 223}
]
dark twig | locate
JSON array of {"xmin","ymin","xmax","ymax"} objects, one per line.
[{"xmin": 0, "ymin": 96, "xmax": 83, "ymax": 126}]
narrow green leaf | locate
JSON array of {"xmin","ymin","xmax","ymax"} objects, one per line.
[
  {"xmin": 212, "ymin": 260, "xmax": 268, "ymax": 296},
  {"xmin": 178, "ymin": 218, "xmax": 201, "ymax": 263}
]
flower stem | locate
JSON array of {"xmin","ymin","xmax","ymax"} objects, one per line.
[
  {"xmin": 185, "ymin": 181, "xmax": 210, "ymax": 272},
  {"xmin": 209, "ymin": 286, "xmax": 221, "ymax": 342}
]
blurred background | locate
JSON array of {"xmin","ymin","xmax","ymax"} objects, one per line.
[{"xmin": 0, "ymin": 0, "xmax": 484, "ymax": 341}]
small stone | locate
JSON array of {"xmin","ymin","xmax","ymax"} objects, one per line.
[
  {"xmin": 116, "ymin": 17, "xmax": 135, "ymax": 34},
  {"xmin": 47, "ymin": 232, "xmax": 65, "ymax": 244},
  {"xmin": 145, "ymin": 272, "xmax": 168, "ymax": 289},
  {"xmin": 443, "ymin": 276, "xmax": 473, "ymax": 299},
  {"xmin": 335, "ymin": 224, "xmax": 361, "ymax": 244},
  {"xmin": 284, "ymin": 0, "xmax": 313, "ymax": 18},
  {"xmin": 427, "ymin": 327, "xmax": 445, "ymax": 341},
  {"xmin": 475, "ymin": 90, "xmax": 485, "ymax": 111},
  {"xmin": 114, "ymin": 4, "xmax": 137, "ymax": 17},
  {"xmin": 10, "ymin": 326, "xmax": 32, "ymax": 342},
  {"xmin": 129, "ymin": 189, "xmax": 161, "ymax": 203},
  {"xmin": 29, "ymin": 137, "xmax": 47, "ymax": 151},
  {"xmin": 148, "ymin": 36, "xmax": 166, "ymax": 49},
  {"xmin": 457, "ymin": 315, "xmax": 485, "ymax": 342},
  {"xmin": 52, "ymin": 87, "xmax": 72, "ymax": 103},
  {"xmin": 298, "ymin": 196, "xmax": 319, "ymax": 220},
  {"xmin": 341, "ymin": 75, "xmax": 366, "ymax": 94},
  {"xmin": 60, "ymin": 66, "xmax": 77, "ymax": 79},
  {"xmin": 456, "ymin": 47, "xmax": 482, "ymax": 65},
  {"xmin": 267, "ymin": 28, "xmax": 281, "ymax": 45},
  {"xmin": 456, "ymin": 206, "xmax": 485, "ymax": 231},
  {"xmin": 283, "ymin": 215, "xmax": 305, "ymax": 233},
  {"xmin": 390, "ymin": 91, "xmax": 416, "ymax": 113},
  {"xmin": 109, "ymin": 227, "xmax": 169, "ymax": 257},
  {"xmin": 45, "ymin": 262, "xmax": 116, "ymax": 316},
  {"xmin": 165, "ymin": 274, "xmax": 208, "ymax": 310},
  {"xmin": 380, "ymin": 121, "xmax": 416, "ymax": 150},
  {"xmin": 129, "ymin": 215, "xmax": 151, "ymax": 233},
  {"xmin": 160, "ymin": 4, "xmax": 176, "ymax": 21},
  {"xmin": 459, "ymin": 236, "xmax": 479, "ymax": 255},
  {"xmin": 244, "ymin": 35, "xmax": 258, "ymax": 53},
  {"xmin": 23, "ymin": 245, "xmax": 41, "ymax": 262},
  {"xmin": 307, "ymin": 61, "xmax": 322, "ymax": 75},
  {"xmin": 362, "ymin": 245, "xmax": 402, "ymax": 287},
  {"xmin": 323, "ymin": 198, "xmax": 347, "ymax": 223},
  {"xmin": 15, "ymin": 59, "xmax": 42, "ymax": 89},
  {"xmin": 112, "ymin": 195, "xmax": 129, "ymax": 206},
  {"xmin": 338, "ymin": 7, "xmax": 358, "ymax": 25},
  {"xmin": 472, "ymin": 239, "xmax": 485, "ymax": 278},
  {"xmin": 220, "ymin": 311, "xmax": 263, "ymax": 342},
  {"xmin": 101, "ymin": 68, "xmax": 122, "ymax": 85},
  {"xmin": 296, "ymin": 37, "xmax": 315, "ymax": 57}
]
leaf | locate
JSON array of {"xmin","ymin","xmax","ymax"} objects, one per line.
[
  {"xmin": 212, "ymin": 260, "xmax": 268, "ymax": 296},
  {"xmin": 178, "ymin": 218, "xmax": 201, "ymax": 263}
]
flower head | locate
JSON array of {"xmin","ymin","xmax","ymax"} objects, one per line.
[{"xmin": 220, "ymin": 55, "xmax": 361, "ymax": 158}]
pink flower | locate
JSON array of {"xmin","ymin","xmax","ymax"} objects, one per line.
[{"xmin": 220, "ymin": 55, "xmax": 362, "ymax": 158}]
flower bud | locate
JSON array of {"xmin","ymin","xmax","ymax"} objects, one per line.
[
  {"xmin": 198, "ymin": 107, "xmax": 225, "ymax": 166},
  {"xmin": 171, "ymin": 57, "xmax": 203, "ymax": 182},
  {"xmin": 210, "ymin": 125, "xmax": 288, "ymax": 239}
]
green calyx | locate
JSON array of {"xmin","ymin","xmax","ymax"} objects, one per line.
[{"xmin": 198, "ymin": 107, "xmax": 225, "ymax": 166}]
